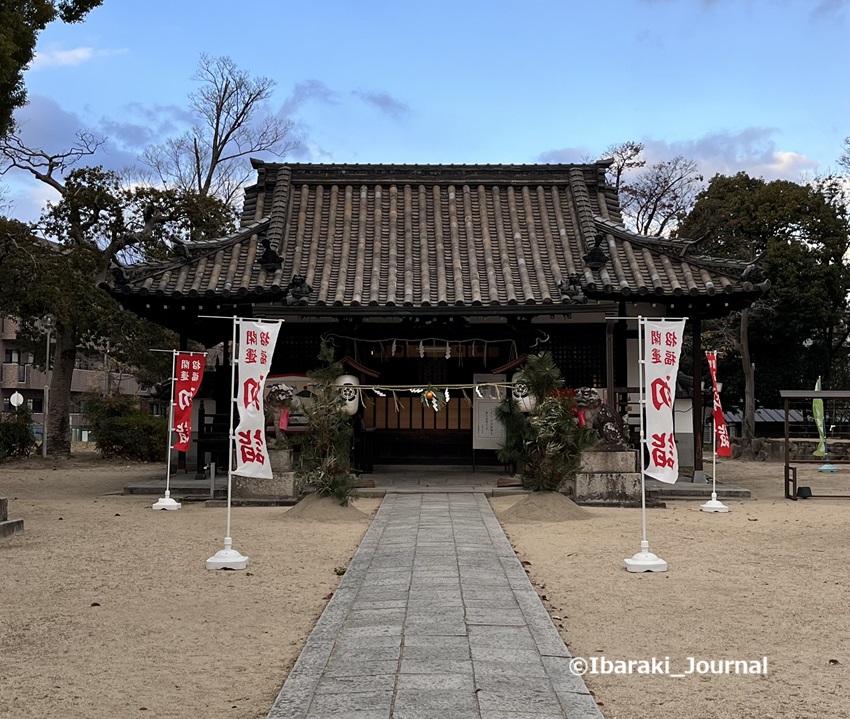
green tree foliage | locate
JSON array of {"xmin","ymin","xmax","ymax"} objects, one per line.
[
  {"xmin": 0, "ymin": 1, "xmax": 103, "ymax": 137},
  {"xmin": 82, "ymin": 391, "xmax": 166, "ymax": 461},
  {"xmin": 680, "ymin": 173, "xmax": 850, "ymax": 412},
  {"xmin": 0, "ymin": 163, "xmax": 232, "ymax": 455},
  {"xmin": 496, "ymin": 352, "xmax": 598, "ymax": 492},
  {"xmin": 296, "ymin": 343, "xmax": 356, "ymax": 505},
  {"xmin": 0, "ymin": 405, "xmax": 36, "ymax": 459}
]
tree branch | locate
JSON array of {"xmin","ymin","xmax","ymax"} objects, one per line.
[{"xmin": 0, "ymin": 131, "xmax": 104, "ymax": 196}]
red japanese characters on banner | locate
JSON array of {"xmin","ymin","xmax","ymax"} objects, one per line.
[
  {"xmin": 643, "ymin": 319, "xmax": 686, "ymax": 483},
  {"xmin": 234, "ymin": 320, "xmax": 281, "ymax": 479},
  {"xmin": 705, "ymin": 351, "xmax": 732, "ymax": 458},
  {"xmin": 172, "ymin": 352, "xmax": 206, "ymax": 452}
]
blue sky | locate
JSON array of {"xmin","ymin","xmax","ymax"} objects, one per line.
[{"xmin": 5, "ymin": 0, "xmax": 850, "ymax": 220}]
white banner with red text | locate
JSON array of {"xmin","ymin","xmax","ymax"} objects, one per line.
[
  {"xmin": 643, "ymin": 319, "xmax": 686, "ymax": 483},
  {"xmin": 705, "ymin": 351, "xmax": 732, "ymax": 457},
  {"xmin": 172, "ymin": 352, "xmax": 206, "ymax": 452},
  {"xmin": 234, "ymin": 321, "xmax": 281, "ymax": 478}
]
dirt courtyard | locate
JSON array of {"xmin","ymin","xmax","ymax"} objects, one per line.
[
  {"xmin": 1, "ymin": 456, "xmax": 848, "ymax": 718},
  {"xmin": 495, "ymin": 461, "xmax": 850, "ymax": 719}
]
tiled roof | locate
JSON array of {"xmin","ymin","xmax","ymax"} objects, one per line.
[{"xmin": 107, "ymin": 162, "xmax": 768, "ymax": 310}]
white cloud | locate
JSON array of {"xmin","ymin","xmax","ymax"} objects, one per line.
[
  {"xmin": 31, "ymin": 47, "xmax": 126, "ymax": 71},
  {"xmin": 279, "ymin": 80, "xmax": 341, "ymax": 118},
  {"xmin": 641, "ymin": 128, "xmax": 818, "ymax": 181},
  {"xmin": 768, "ymin": 151, "xmax": 815, "ymax": 175},
  {"xmin": 3, "ymin": 179, "xmax": 61, "ymax": 223},
  {"xmin": 638, "ymin": 0, "xmax": 849, "ymax": 18},
  {"xmin": 351, "ymin": 90, "xmax": 410, "ymax": 120},
  {"xmin": 536, "ymin": 145, "xmax": 594, "ymax": 163},
  {"xmin": 536, "ymin": 129, "xmax": 820, "ymax": 190}
]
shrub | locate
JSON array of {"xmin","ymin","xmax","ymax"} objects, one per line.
[
  {"xmin": 83, "ymin": 391, "xmax": 167, "ymax": 462},
  {"xmin": 496, "ymin": 352, "xmax": 598, "ymax": 492},
  {"xmin": 0, "ymin": 407, "xmax": 37, "ymax": 460},
  {"xmin": 296, "ymin": 343, "xmax": 356, "ymax": 505},
  {"xmin": 92, "ymin": 414, "xmax": 168, "ymax": 461}
]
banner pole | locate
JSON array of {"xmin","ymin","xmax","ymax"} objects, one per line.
[
  {"xmin": 701, "ymin": 352, "xmax": 730, "ymax": 512},
  {"xmin": 153, "ymin": 350, "xmax": 181, "ymax": 510},
  {"xmin": 226, "ymin": 318, "xmax": 236, "ymax": 544},
  {"xmin": 625, "ymin": 315, "xmax": 668, "ymax": 572},
  {"xmin": 713, "ymin": 414, "xmax": 717, "ymax": 494},
  {"xmin": 639, "ymin": 317, "xmax": 647, "ymax": 545},
  {"xmin": 207, "ymin": 317, "xmax": 249, "ymax": 570}
]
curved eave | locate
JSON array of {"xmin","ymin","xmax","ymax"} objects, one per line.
[
  {"xmin": 103, "ymin": 217, "xmax": 272, "ymax": 294},
  {"xmin": 583, "ymin": 284, "xmax": 767, "ymax": 317}
]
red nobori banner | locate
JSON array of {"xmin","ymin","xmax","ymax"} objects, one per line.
[
  {"xmin": 234, "ymin": 321, "xmax": 281, "ymax": 479},
  {"xmin": 172, "ymin": 352, "xmax": 206, "ymax": 452},
  {"xmin": 705, "ymin": 351, "xmax": 732, "ymax": 457},
  {"xmin": 643, "ymin": 319, "xmax": 686, "ymax": 484}
]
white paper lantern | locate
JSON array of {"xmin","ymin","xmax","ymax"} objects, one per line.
[
  {"xmin": 334, "ymin": 374, "xmax": 360, "ymax": 415},
  {"xmin": 512, "ymin": 374, "xmax": 536, "ymax": 413}
]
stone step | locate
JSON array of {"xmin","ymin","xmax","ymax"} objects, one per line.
[
  {"xmin": 0, "ymin": 497, "xmax": 24, "ymax": 539},
  {"xmin": 0, "ymin": 518, "xmax": 25, "ymax": 538},
  {"xmin": 204, "ymin": 498, "xmax": 299, "ymax": 507},
  {"xmin": 357, "ymin": 486, "xmax": 528, "ymax": 497},
  {"xmin": 123, "ymin": 478, "xmax": 226, "ymax": 495},
  {"xmin": 647, "ymin": 485, "xmax": 751, "ymax": 499}
]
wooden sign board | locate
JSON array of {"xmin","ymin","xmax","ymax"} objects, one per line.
[{"xmin": 472, "ymin": 373, "xmax": 506, "ymax": 450}]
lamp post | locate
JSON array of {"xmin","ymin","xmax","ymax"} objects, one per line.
[{"xmin": 42, "ymin": 315, "xmax": 55, "ymax": 459}]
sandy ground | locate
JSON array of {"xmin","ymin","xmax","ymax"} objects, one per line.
[
  {"xmin": 493, "ymin": 460, "xmax": 850, "ymax": 719},
  {"xmin": 1, "ymin": 456, "xmax": 848, "ymax": 719},
  {"xmin": 0, "ymin": 455, "xmax": 380, "ymax": 719}
]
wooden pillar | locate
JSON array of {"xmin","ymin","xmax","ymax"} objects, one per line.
[
  {"xmin": 513, "ymin": 316, "xmax": 532, "ymax": 356},
  {"xmin": 691, "ymin": 316, "xmax": 706, "ymax": 483},
  {"xmin": 605, "ymin": 319, "xmax": 615, "ymax": 405},
  {"xmin": 613, "ymin": 301, "xmax": 628, "ymax": 413}
]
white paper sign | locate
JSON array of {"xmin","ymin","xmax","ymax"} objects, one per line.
[
  {"xmin": 234, "ymin": 320, "xmax": 281, "ymax": 478},
  {"xmin": 643, "ymin": 319, "xmax": 686, "ymax": 484},
  {"xmin": 473, "ymin": 373, "xmax": 506, "ymax": 450}
]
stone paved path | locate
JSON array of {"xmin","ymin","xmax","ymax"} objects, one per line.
[{"xmin": 267, "ymin": 493, "xmax": 602, "ymax": 719}]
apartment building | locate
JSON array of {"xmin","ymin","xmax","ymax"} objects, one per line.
[{"xmin": 1, "ymin": 317, "xmax": 158, "ymax": 442}]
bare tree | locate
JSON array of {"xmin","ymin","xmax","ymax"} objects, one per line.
[
  {"xmin": 0, "ymin": 130, "xmax": 103, "ymax": 193},
  {"xmin": 601, "ymin": 142, "xmax": 704, "ymax": 237},
  {"xmin": 142, "ymin": 54, "xmax": 297, "ymax": 206},
  {"xmin": 602, "ymin": 140, "xmax": 645, "ymax": 196},
  {"xmin": 621, "ymin": 156, "xmax": 704, "ymax": 237}
]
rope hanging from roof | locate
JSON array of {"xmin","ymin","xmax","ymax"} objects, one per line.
[{"xmin": 279, "ymin": 380, "xmax": 516, "ymax": 413}]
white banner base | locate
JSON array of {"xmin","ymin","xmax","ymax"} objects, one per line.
[
  {"xmin": 152, "ymin": 490, "xmax": 181, "ymax": 511},
  {"xmin": 624, "ymin": 540, "xmax": 668, "ymax": 573},
  {"xmin": 206, "ymin": 537, "xmax": 249, "ymax": 571},
  {"xmin": 700, "ymin": 493, "xmax": 730, "ymax": 513}
]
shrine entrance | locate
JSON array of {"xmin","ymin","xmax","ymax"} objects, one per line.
[
  {"xmin": 359, "ymin": 340, "xmax": 508, "ymax": 465},
  {"xmin": 268, "ymin": 323, "xmax": 611, "ymax": 468}
]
